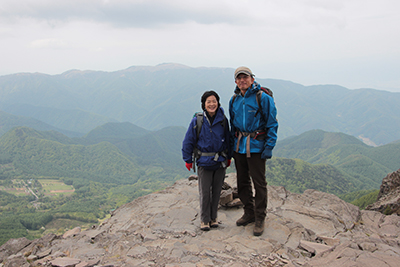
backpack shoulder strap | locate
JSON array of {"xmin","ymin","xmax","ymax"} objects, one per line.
[
  {"xmin": 232, "ymin": 94, "xmax": 238, "ymax": 104},
  {"xmin": 194, "ymin": 112, "xmax": 203, "ymax": 143},
  {"xmin": 221, "ymin": 115, "xmax": 227, "ymax": 132},
  {"xmin": 255, "ymin": 87, "xmax": 274, "ymax": 117}
]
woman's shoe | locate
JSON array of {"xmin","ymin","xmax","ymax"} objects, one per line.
[
  {"xmin": 201, "ymin": 222, "xmax": 210, "ymax": 231},
  {"xmin": 210, "ymin": 219, "xmax": 219, "ymax": 228}
]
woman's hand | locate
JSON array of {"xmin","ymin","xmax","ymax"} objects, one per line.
[{"xmin": 185, "ymin": 162, "xmax": 193, "ymax": 171}]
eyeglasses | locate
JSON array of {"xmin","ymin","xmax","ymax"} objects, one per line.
[{"xmin": 235, "ymin": 74, "xmax": 251, "ymax": 80}]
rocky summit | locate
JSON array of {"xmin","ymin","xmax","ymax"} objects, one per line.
[
  {"xmin": 1, "ymin": 173, "xmax": 400, "ymax": 267},
  {"xmin": 367, "ymin": 169, "xmax": 400, "ymax": 216}
]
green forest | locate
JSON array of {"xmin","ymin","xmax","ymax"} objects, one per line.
[{"xmin": 0, "ymin": 125, "xmax": 187, "ymax": 245}]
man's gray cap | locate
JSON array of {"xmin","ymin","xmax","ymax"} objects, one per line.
[{"xmin": 234, "ymin": 66, "xmax": 254, "ymax": 78}]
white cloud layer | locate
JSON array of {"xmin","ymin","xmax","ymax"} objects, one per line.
[{"xmin": 1, "ymin": 0, "xmax": 399, "ymax": 92}]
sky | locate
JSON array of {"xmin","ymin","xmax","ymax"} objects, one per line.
[{"xmin": 1, "ymin": 0, "xmax": 399, "ymax": 92}]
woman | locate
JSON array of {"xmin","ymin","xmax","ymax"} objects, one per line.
[{"xmin": 182, "ymin": 90, "xmax": 231, "ymax": 231}]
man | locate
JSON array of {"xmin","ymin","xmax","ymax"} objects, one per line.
[{"xmin": 229, "ymin": 66, "xmax": 278, "ymax": 236}]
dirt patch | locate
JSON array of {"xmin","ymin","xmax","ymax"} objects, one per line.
[{"xmin": 50, "ymin": 190, "xmax": 75, "ymax": 193}]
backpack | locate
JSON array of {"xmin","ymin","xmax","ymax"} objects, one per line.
[{"xmin": 232, "ymin": 86, "xmax": 273, "ymax": 117}]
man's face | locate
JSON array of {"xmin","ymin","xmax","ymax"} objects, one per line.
[{"xmin": 235, "ymin": 73, "xmax": 254, "ymax": 91}]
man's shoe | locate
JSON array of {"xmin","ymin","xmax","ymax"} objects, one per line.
[
  {"xmin": 253, "ymin": 220, "xmax": 265, "ymax": 236},
  {"xmin": 210, "ymin": 219, "xmax": 219, "ymax": 228},
  {"xmin": 201, "ymin": 222, "xmax": 210, "ymax": 231},
  {"xmin": 236, "ymin": 213, "xmax": 255, "ymax": 226}
]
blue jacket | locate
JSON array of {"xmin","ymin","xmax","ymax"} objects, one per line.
[
  {"xmin": 229, "ymin": 81, "xmax": 278, "ymax": 156},
  {"xmin": 182, "ymin": 107, "xmax": 231, "ymax": 168}
]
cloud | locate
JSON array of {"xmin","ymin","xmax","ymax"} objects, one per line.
[
  {"xmin": 0, "ymin": 0, "xmax": 245, "ymax": 28},
  {"xmin": 30, "ymin": 38, "xmax": 69, "ymax": 49}
]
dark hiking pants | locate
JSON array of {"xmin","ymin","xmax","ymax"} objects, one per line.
[
  {"xmin": 197, "ymin": 167, "xmax": 226, "ymax": 224},
  {"xmin": 233, "ymin": 152, "xmax": 267, "ymax": 221}
]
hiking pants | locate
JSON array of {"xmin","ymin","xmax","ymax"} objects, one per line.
[
  {"xmin": 233, "ymin": 152, "xmax": 267, "ymax": 221},
  {"xmin": 197, "ymin": 166, "xmax": 226, "ymax": 223}
]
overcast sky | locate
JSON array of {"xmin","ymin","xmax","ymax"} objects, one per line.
[{"xmin": 1, "ymin": 0, "xmax": 399, "ymax": 92}]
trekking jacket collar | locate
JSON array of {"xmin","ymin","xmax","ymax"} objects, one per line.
[{"xmin": 205, "ymin": 107, "xmax": 225, "ymax": 126}]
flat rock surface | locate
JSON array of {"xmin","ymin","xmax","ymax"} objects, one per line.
[{"xmin": 1, "ymin": 173, "xmax": 400, "ymax": 266}]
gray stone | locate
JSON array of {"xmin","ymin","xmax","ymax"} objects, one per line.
[
  {"xmin": 299, "ymin": 240, "xmax": 333, "ymax": 255},
  {"xmin": 50, "ymin": 257, "xmax": 81, "ymax": 267},
  {"xmin": 0, "ymin": 237, "xmax": 31, "ymax": 260},
  {"xmin": 127, "ymin": 245, "xmax": 148, "ymax": 258},
  {"xmin": 75, "ymin": 259, "xmax": 100, "ymax": 267},
  {"xmin": 367, "ymin": 168, "xmax": 400, "ymax": 215},
  {"xmin": 63, "ymin": 227, "xmax": 81, "ymax": 238},
  {"xmin": 219, "ymin": 189, "xmax": 233, "ymax": 206},
  {"xmin": 36, "ymin": 248, "xmax": 52, "ymax": 259},
  {"xmin": 188, "ymin": 174, "xmax": 198, "ymax": 181},
  {"xmin": 3, "ymin": 253, "xmax": 30, "ymax": 267}
]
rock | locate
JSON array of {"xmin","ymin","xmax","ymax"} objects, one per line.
[
  {"xmin": 299, "ymin": 240, "xmax": 333, "ymax": 256},
  {"xmin": 367, "ymin": 168, "xmax": 400, "ymax": 215},
  {"xmin": 0, "ymin": 237, "xmax": 31, "ymax": 260},
  {"xmin": 50, "ymin": 257, "xmax": 81, "ymax": 267},
  {"xmin": 224, "ymin": 198, "xmax": 242, "ymax": 207},
  {"xmin": 4, "ymin": 253, "xmax": 30, "ymax": 267},
  {"xmin": 219, "ymin": 188, "xmax": 233, "ymax": 205},
  {"xmin": 63, "ymin": 227, "xmax": 81, "ymax": 238},
  {"xmin": 316, "ymin": 236, "xmax": 340, "ymax": 247},
  {"xmin": 26, "ymin": 254, "xmax": 37, "ymax": 261},
  {"xmin": 36, "ymin": 248, "xmax": 52, "ymax": 259},
  {"xmin": 188, "ymin": 174, "xmax": 198, "ymax": 181},
  {"xmin": 76, "ymin": 259, "xmax": 100, "ymax": 267},
  {"xmin": 2, "ymin": 173, "xmax": 400, "ymax": 266}
]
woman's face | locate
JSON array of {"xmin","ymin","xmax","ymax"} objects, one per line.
[{"xmin": 205, "ymin": 95, "xmax": 218, "ymax": 116}]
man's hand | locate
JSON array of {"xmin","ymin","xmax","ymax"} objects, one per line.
[{"xmin": 261, "ymin": 149, "xmax": 272, "ymax": 159}]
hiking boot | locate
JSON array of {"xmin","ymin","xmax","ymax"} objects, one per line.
[
  {"xmin": 236, "ymin": 213, "xmax": 255, "ymax": 226},
  {"xmin": 210, "ymin": 219, "xmax": 219, "ymax": 228},
  {"xmin": 253, "ymin": 220, "xmax": 265, "ymax": 236},
  {"xmin": 201, "ymin": 222, "xmax": 210, "ymax": 231}
]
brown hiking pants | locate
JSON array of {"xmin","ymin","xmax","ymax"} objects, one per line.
[{"xmin": 233, "ymin": 152, "xmax": 267, "ymax": 221}]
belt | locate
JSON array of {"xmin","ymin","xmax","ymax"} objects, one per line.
[{"xmin": 235, "ymin": 130, "xmax": 266, "ymax": 158}]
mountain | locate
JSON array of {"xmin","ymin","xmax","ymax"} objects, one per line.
[
  {"xmin": 266, "ymin": 157, "xmax": 371, "ymax": 195},
  {"xmin": 0, "ymin": 124, "xmax": 187, "ymax": 184},
  {"xmin": 1, "ymin": 64, "xmax": 400, "ymax": 145},
  {"xmin": 0, "ymin": 127, "xmax": 141, "ymax": 184},
  {"xmin": 1, "ymin": 103, "xmax": 117, "ymax": 135},
  {"xmin": 81, "ymin": 121, "xmax": 150, "ymax": 144},
  {"xmin": 0, "ymin": 110, "xmax": 82, "ymax": 137},
  {"xmin": 274, "ymin": 129, "xmax": 400, "ymax": 188}
]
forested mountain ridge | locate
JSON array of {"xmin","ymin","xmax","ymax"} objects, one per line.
[
  {"xmin": 266, "ymin": 157, "xmax": 370, "ymax": 195},
  {"xmin": 0, "ymin": 124, "xmax": 187, "ymax": 183},
  {"xmin": 1, "ymin": 63, "xmax": 400, "ymax": 145},
  {"xmin": 274, "ymin": 129, "xmax": 400, "ymax": 188},
  {"xmin": 0, "ymin": 127, "xmax": 141, "ymax": 184},
  {"xmin": 0, "ymin": 110, "xmax": 82, "ymax": 137}
]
